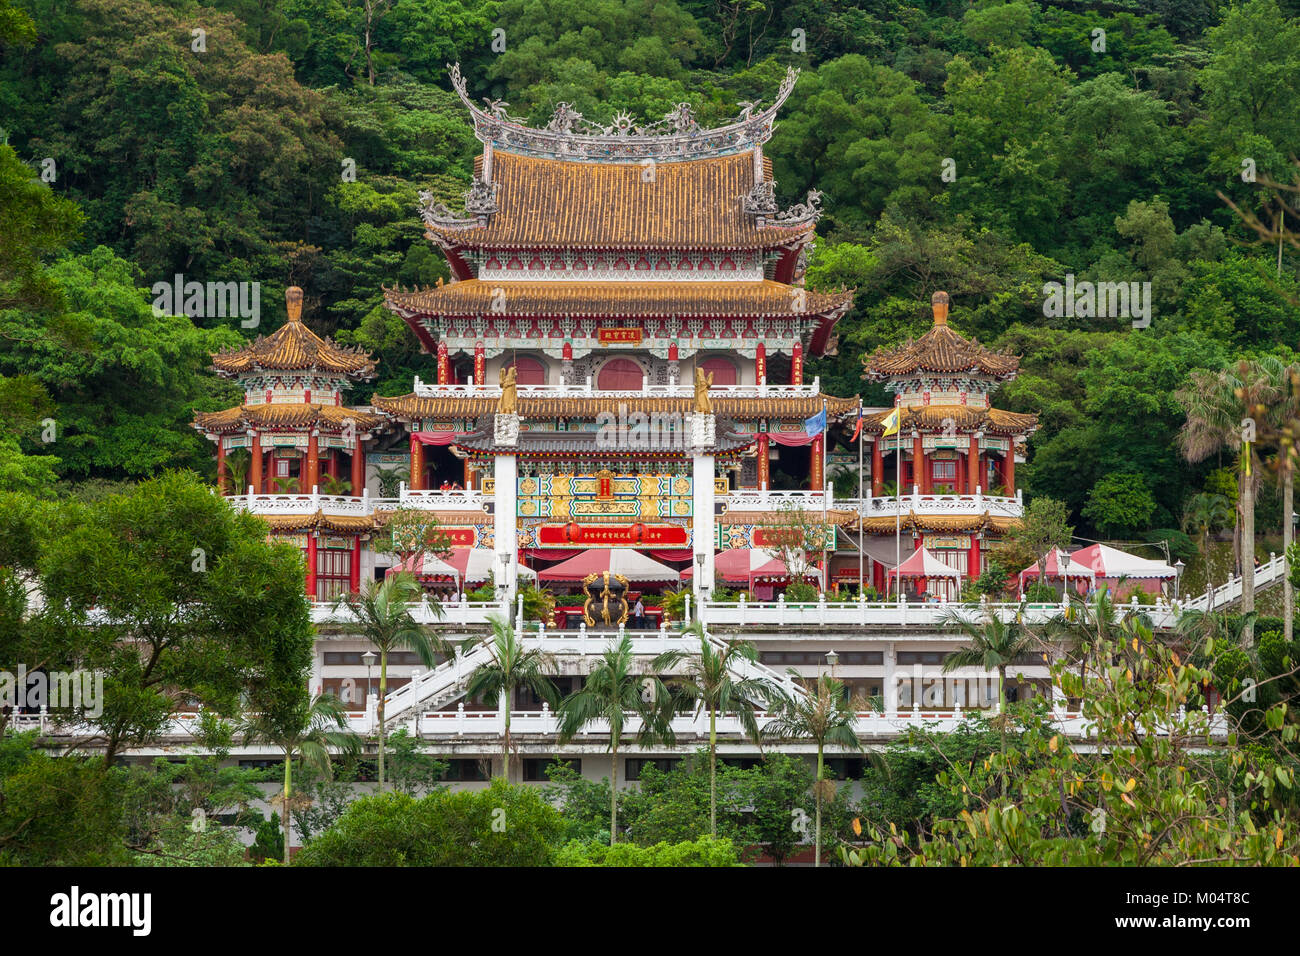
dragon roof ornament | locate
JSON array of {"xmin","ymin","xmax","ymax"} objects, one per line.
[{"xmin": 447, "ymin": 62, "xmax": 801, "ymax": 163}]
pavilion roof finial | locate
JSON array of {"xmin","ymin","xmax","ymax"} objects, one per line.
[
  {"xmin": 931, "ymin": 290, "xmax": 950, "ymax": 326},
  {"xmin": 286, "ymin": 286, "xmax": 304, "ymax": 324}
]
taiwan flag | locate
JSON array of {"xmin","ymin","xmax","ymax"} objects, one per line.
[{"xmin": 850, "ymin": 405, "xmax": 864, "ymax": 443}]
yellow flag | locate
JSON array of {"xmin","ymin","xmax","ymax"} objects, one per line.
[{"xmin": 882, "ymin": 407, "xmax": 900, "ymax": 438}]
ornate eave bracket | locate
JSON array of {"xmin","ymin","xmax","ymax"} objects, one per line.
[
  {"xmin": 447, "ymin": 62, "xmax": 800, "ymax": 163},
  {"xmin": 418, "ymin": 182, "xmax": 496, "ymax": 231},
  {"xmin": 771, "ymin": 189, "xmax": 824, "ymax": 228}
]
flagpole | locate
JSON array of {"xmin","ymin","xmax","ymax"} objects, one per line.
[
  {"xmin": 895, "ymin": 396, "xmax": 902, "ymax": 601},
  {"xmin": 857, "ymin": 399, "xmax": 863, "ymax": 597},
  {"xmin": 821, "ymin": 398, "xmax": 828, "ymax": 593}
]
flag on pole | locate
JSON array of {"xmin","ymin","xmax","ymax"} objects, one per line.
[
  {"xmin": 850, "ymin": 404, "xmax": 864, "ymax": 443},
  {"xmin": 881, "ymin": 407, "xmax": 901, "ymax": 438},
  {"xmin": 804, "ymin": 408, "xmax": 827, "ymax": 438}
]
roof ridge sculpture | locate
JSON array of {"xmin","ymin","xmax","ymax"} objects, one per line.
[
  {"xmin": 863, "ymin": 291, "xmax": 1020, "ymax": 380},
  {"xmin": 212, "ymin": 287, "xmax": 377, "ymax": 379},
  {"xmin": 447, "ymin": 62, "xmax": 800, "ymax": 163}
]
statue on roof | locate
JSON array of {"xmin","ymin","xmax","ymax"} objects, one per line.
[
  {"xmin": 498, "ymin": 364, "xmax": 518, "ymax": 415},
  {"xmin": 693, "ymin": 367, "xmax": 714, "ymax": 415}
]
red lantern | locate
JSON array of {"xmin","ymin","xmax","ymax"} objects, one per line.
[
  {"xmin": 564, "ymin": 522, "xmax": 582, "ymax": 542},
  {"xmin": 630, "ymin": 523, "xmax": 645, "ymax": 543}
]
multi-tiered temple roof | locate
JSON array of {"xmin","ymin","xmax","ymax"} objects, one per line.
[{"xmin": 211, "ymin": 289, "xmax": 377, "ymax": 379}]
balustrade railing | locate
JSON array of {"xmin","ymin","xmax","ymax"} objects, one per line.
[{"xmin": 412, "ymin": 375, "xmax": 822, "ymax": 400}]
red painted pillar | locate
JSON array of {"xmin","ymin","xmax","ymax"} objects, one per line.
[
  {"xmin": 307, "ymin": 429, "xmax": 319, "ymax": 492},
  {"xmin": 968, "ymin": 535, "xmax": 981, "ymax": 580},
  {"xmin": 968, "ymin": 434, "xmax": 979, "ymax": 493},
  {"xmin": 871, "ymin": 438, "xmax": 883, "ymax": 497},
  {"xmin": 306, "ymin": 533, "xmax": 318, "ymax": 600},
  {"xmin": 756, "ymin": 342, "xmax": 766, "ymax": 384},
  {"xmin": 328, "ymin": 448, "xmax": 339, "ymax": 480},
  {"xmin": 475, "ymin": 341, "xmax": 486, "ymax": 385},
  {"xmin": 350, "ymin": 535, "xmax": 362, "ymax": 593},
  {"xmin": 1002, "ymin": 446, "xmax": 1016, "ymax": 495},
  {"xmin": 790, "ymin": 341, "xmax": 803, "ymax": 385},
  {"xmin": 409, "ymin": 432, "xmax": 424, "ymax": 491},
  {"xmin": 437, "ymin": 341, "xmax": 450, "ymax": 385},
  {"xmin": 757, "ymin": 432, "xmax": 770, "ymax": 490},
  {"xmin": 216, "ymin": 439, "xmax": 226, "ymax": 494},
  {"xmin": 351, "ymin": 438, "xmax": 365, "ymax": 496},
  {"xmin": 811, "ymin": 434, "xmax": 824, "ymax": 491},
  {"xmin": 249, "ymin": 432, "xmax": 262, "ymax": 494},
  {"xmin": 911, "ymin": 433, "xmax": 923, "ymax": 493}
]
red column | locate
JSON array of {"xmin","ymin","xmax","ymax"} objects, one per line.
[
  {"xmin": 871, "ymin": 438, "xmax": 883, "ymax": 497},
  {"xmin": 911, "ymin": 434, "xmax": 923, "ymax": 493},
  {"xmin": 409, "ymin": 433, "xmax": 424, "ymax": 491},
  {"xmin": 328, "ymin": 448, "xmax": 339, "ymax": 480},
  {"xmin": 811, "ymin": 434, "xmax": 824, "ymax": 491},
  {"xmin": 350, "ymin": 535, "xmax": 362, "ymax": 593},
  {"xmin": 475, "ymin": 341, "xmax": 486, "ymax": 385},
  {"xmin": 756, "ymin": 342, "xmax": 766, "ymax": 384},
  {"xmin": 1002, "ymin": 447, "xmax": 1016, "ymax": 495},
  {"xmin": 757, "ymin": 433, "xmax": 770, "ymax": 490},
  {"xmin": 306, "ymin": 429, "xmax": 319, "ymax": 492},
  {"xmin": 216, "ymin": 439, "xmax": 226, "ymax": 494},
  {"xmin": 437, "ymin": 342, "xmax": 450, "ymax": 384},
  {"xmin": 306, "ymin": 533, "xmax": 318, "ymax": 600},
  {"xmin": 968, "ymin": 434, "xmax": 979, "ymax": 493},
  {"xmin": 249, "ymin": 432, "xmax": 262, "ymax": 493},
  {"xmin": 921, "ymin": 448, "xmax": 931, "ymax": 494},
  {"xmin": 968, "ymin": 535, "xmax": 981, "ymax": 579},
  {"xmin": 351, "ymin": 438, "xmax": 365, "ymax": 496},
  {"xmin": 790, "ymin": 341, "xmax": 803, "ymax": 385}
]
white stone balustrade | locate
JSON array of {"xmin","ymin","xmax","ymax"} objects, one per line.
[{"xmin": 413, "ymin": 375, "xmax": 822, "ymax": 400}]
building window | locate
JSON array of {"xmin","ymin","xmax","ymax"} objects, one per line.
[
  {"xmin": 625, "ymin": 757, "xmax": 679, "ymax": 781},
  {"xmin": 596, "ymin": 358, "xmax": 644, "ymax": 390},
  {"xmin": 523, "ymin": 758, "xmax": 581, "ymax": 782},
  {"xmin": 442, "ymin": 759, "xmax": 490, "ymax": 781},
  {"xmin": 314, "ymin": 546, "xmax": 351, "ymax": 602}
]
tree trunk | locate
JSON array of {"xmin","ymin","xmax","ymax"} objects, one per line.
[
  {"xmin": 282, "ymin": 751, "xmax": 292, "ymax": 866},
  {"xmin": 814, "ymin": 742, "xmax": 823, "ymax": 868},
  {"xmin": 1285, "ymin": 468, "xmax": 1293, "ymax": 643},
  {"xmin": 997, "ymin": 664, "xmax": 1008, "ymax": 798},
  {"xmin": 502, "ymin": 690, "xmax": 512, "ymax": 782},
  {"xmin": 709, "ymin": 705, "xmax": 717, "ymax": 837},
  {"xmin": 378, "ymin": 648, "xmax": 388, "ymax": 791},
  {"xmin": 1243, "ymin": 466, "xmax": 1256, "ymax": 647},
  {"xmin": 610, "ymin": 741, "xmax": 619, "ymax": 846}
]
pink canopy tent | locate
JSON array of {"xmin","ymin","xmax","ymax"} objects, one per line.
[
  {"xmin": 387, "ymin": 549, "xmax": 535, "ymax": 589},
  {"xmin": 537, "ymin": 548, "xmax": 682, "ymax": 584},
  {"xmin": 386, "ymin": 551, "xmax": 460, "ymax": 581},
  {"xmin": 1069, "ymin": 543, "xmax": 1176, "ymax": 596},
  {"xmin": 681, "ymin": 548, "xmax": 791, "ymax": 584},
  {"xmin": 1018, "ymin": 549, "xmax": 1095, "ymax": 590},
  {"xmin": 886, "ymin": 547, "xmax": 961, "ymax": 594}
]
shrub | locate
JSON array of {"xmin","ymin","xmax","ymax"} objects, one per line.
[
  {"xmin": 293, "ymin": 779, "xmax": 564, "ymax": 866},
  {"xmin": 784, "ymin": 581, "xmax": 818, "ymax": 603},
  {"xmin": 553, "ymin": 835, "xmax": 742, "ymax": 867}
]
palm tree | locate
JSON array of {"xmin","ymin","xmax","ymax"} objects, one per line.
[
  {"xmin": 1259, "ymin": 356, "xmax": 1300, "ymax": 642},
  {"xmin": 319, "ymin": 474, "xmax": 352, "ymax": 496},
  {"xmin": 652, "ymin": 620, "xmax": 770, "ymax": 836},
  {"xmin": 462, "ymin": 613, "xmax": 559, "ymax": 781},
  {"xmin": 762, "ymin": 672, "xmax": 862, "ymax": 867},
  {"xmin": 334, "ymin": 572, "xmax": 450, "ymax": 790},
  {"xmin": 1181, "ymin": 492, "xmax": 1234, "ymax": 596},
  {"xmin": 557, "ymin": 635, "xmax": 674, "ymax": 845},
  {"xmin": 1177, "ymin": 362, "xmax": 1278, "ymax": 646},
  {"xmin": 241, "ymin": 692, "xmax": 358, "ymax": 865},
  {"xmin": 940, "ymin": 605, "xmax": 1034, "ymax": 793},
  {"xmin": 222, "ymin": 449, "xmax": 250, "ymax": 496}
]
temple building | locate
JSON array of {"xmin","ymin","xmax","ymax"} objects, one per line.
[
  {"xmin": 854, "ymin": 291, "xmax": 1038, "ymax": 598},
  {"xmin": 179, "ymin": 66, "xmax": 1064, "ymax": 802}
]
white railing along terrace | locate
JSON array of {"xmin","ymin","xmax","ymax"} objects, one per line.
[
  {"xmin": 851, "ymin": 489, "xmax": 1024, "ymax": 518},
  {"xmin": 312, "ymin": 598, "xmax": 510, "ymax": 627},
  {"xmin": 12, "ymin": 704, "xmax": 1228, "ymax": 743},
  {"xmin": 1180, "ymin": 551, "xmax": 1288, "ymax": 613},
  {"xmin": 232, "ymin": 486, "xmax": 489, "ymax": 515},
  {"xmin": 412, "ymin": 375, "xmax": 821, "ymax": 400}
]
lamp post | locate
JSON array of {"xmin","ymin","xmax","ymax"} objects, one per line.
[
  {"xmin": 695, "ymin": 551, "xmax": 706, "ymax": 599},
  {"xmin": 497, "ymin": 550, "xmax": 511, "ymax": 601},
  {"xmin": 362, "ymin": 650, "xmax": 376, "ymax": 706},
  {"xmin": 825, "ymin": 649, "xmax": 838, "ymax": 677},
  {"xmin": 1174, "ymin": 559, "xmax": 1185, "ymax": 601}
]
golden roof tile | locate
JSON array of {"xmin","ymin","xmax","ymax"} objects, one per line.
[
  {"xmin": 193, "ymin": 403, "xmax": 387, "ymax": 434},
  {"xmin": 863, "ymin": 404, "xmax": 1038, "ymax": 436},
  {"xmin": 429, "ymin": 151, "xmax": 810, "ymax": 250},
  {"xmin": 212, "ymin": 287, "xmax": 377, "ymax": 378},
  {"xmin": 384, "ymin": 279, "xmax": 852, "ymax": 319},
  {"xmin": 370, "ymin": 392, "xmax": 860, "ymax": 422},
  {"xmin": 864, "ymin": 292, "xmax": 1020, "ymax": 379}
]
